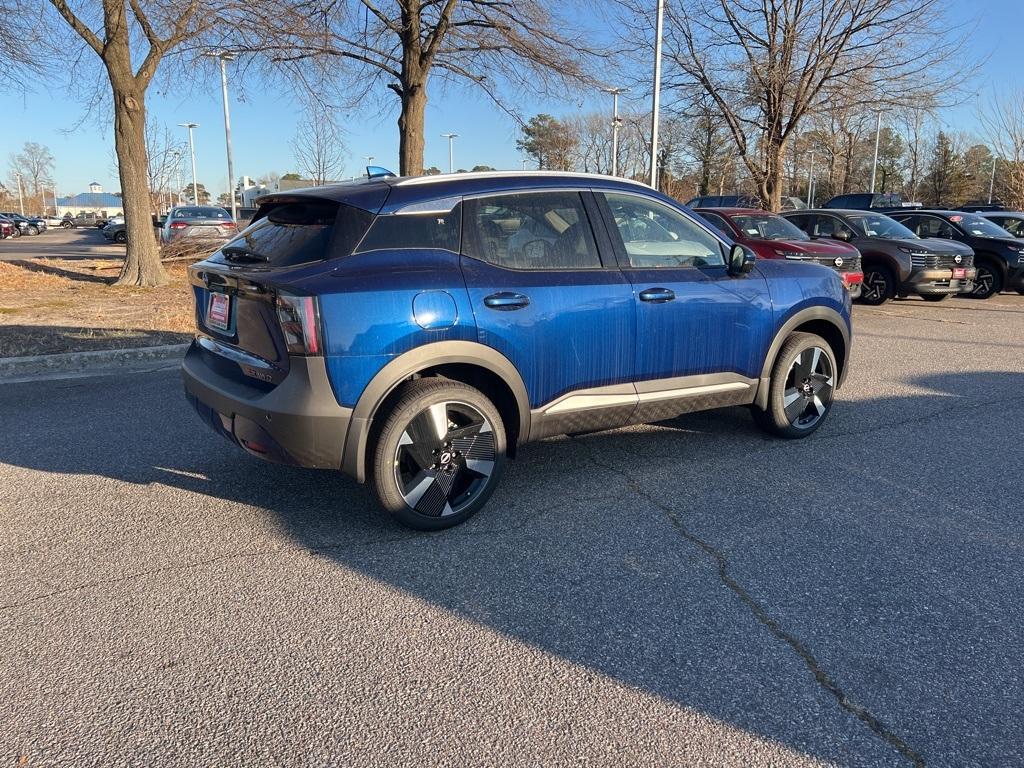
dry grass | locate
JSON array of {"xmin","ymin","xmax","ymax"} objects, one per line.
[{"xmin": 0, "ymin": 258, "xmax": 197, "ymax": 357}]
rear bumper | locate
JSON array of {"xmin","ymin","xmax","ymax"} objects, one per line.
[{"xmin": 182, "ymin": 341, "xmax": 351, "ymax": 469}]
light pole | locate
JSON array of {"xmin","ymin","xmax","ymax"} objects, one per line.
[
  {"xmin": 988, "ymin": 152, "xmax": 997, "ymax": 204},
  {"xmin": 869, "ymin": 111, "xmax": 882, "ymax": 193},
  {"xmin": 207, "ymin": 52, "xmax": 237, "ymax": 222},
  {"xmin": 649, "ymin": 0, "xmax": 665, "ymax": 189},
  {"xmin": 807, "ymin": 151, "xmax": 816, "ymax": 208},
  {"xmin": 441, "ymin": 133, "xmax": 458, "ymax": 174},
  {"xmin": 15, "ymin": 173, "xmax": 25, "ymax": 215},
  {"xmin": 178, "ymin": 122, "xmax": 200, "ymax": 204},
  {"xmin": 602, "ymin": 87, "xmax": 628, "ymax": 176},
  {"xmin": 172, "ymin": 151, "xmax": 183, "ymax": 205}
]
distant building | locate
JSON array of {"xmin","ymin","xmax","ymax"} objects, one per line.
[{"xmin": 56, "ymin": 182, "xmax": 124, "ymax": 218}]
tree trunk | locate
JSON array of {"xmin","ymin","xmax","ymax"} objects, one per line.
[
  {"xmin": 761, "ymin": 142, "xmax": 785, "ymax": 211},
  {"xmin": 111, "ymin": 84, "xmax": 167, "ymax": 287},
  {"xmin": 397, "ymin": 84, "xmax": 427, "ymax": 176}
]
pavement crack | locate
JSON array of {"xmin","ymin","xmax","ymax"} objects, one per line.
[{"xmin": 572, "ymin": 438, "xmax": 926, "ymax": 768}]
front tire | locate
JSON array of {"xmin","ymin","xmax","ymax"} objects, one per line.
[
  {"xmin": 859, "ymin": 264, "xmax": 894, "ymax": 305},
  {"xmin": 10, "ymin": 227, "xmax": 20, "ymax": 238},
  {"xmin": 61, "ymin": 221, "xmax": 72, "ymax": 228},
  {"xmin": 753, "ymin": 332, "xmax": 837, "ymax": 439},
  {"xmin": 970, "ymin": 261, "xmax": 1003, "ymax": 299},
  {"xmin": 114, "ymin": 230, "xmax": 127, "ymax": 244},
  {"xmin": 372, "ymin": 378, "xmax": 506, "ymax": 530}
]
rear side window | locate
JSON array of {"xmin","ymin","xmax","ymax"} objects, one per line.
[
  {"xmin": 463, "ymin": 191, "xmax": 601, "ymax": 270},
  {"xmin": 218, "ymin": 200, "xmax": 374, "ymax": 267},
  {"xmin": 355, "ymin": 205, "xmax": 461, "ymax": 253}
]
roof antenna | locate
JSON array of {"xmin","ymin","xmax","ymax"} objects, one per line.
[{"xmin": 366, "ymin": 166, "xmax": 397, "ymax": 179}]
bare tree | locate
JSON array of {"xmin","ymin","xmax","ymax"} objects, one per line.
[
  {"xmin": 246, "ymin": 0, "xmax": 601, "ymax": 175},
  {"xmin": 981, "ymin": 90, "xmax": 1024, "ymax": 210},
  {"xmin": 145, "ymin": 119, "xmax": 186, "ymax": 213},
  {"xmin": 292, "ymin": 105, "xmax": 346, "ymax": 184},
  {"xmin": 0, "ymin": 0, "xmax": 46, "ymax": 88},
  {"xmin": 9, "ymin": 142, "xmax": 55, "ymax": 199},
  {"xmin": 645, "ymin": 0, "xmax": 970, "ymax": 210}
]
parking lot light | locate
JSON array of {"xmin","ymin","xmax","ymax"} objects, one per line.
[
  {"xmin": 205, "ymin": 52, "xmax": 238, "ymax": 222},
  {"xmin": 601, "ymin": 87, "xmax": 628, "ymax": 177},
  {"xmin": 178, "ymin": 122, "xmax": 200, "ymax": 204},
  {"xmin": 650, "ymin": 0, "xmax": 665, "ymax": 190}
]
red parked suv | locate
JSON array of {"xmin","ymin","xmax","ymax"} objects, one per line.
[{"xmin": 696, "ymin": 208, "xmax": 863, "ymax": 298}]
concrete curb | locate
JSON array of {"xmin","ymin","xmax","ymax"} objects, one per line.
[{"xmin": 0, "ymin": 343, "xmax": 189, "ymax": 382}]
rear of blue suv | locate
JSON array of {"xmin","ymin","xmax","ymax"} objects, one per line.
[{"xmin": 183, "ymin": 172, "xmax": 851, "ymax": 530}]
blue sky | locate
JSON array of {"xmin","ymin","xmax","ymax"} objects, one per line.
[{"xmin": 3, "ymin": 0, "xmax": 1020, "ymax": 199}]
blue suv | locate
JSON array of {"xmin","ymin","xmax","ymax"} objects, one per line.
[{"xmin": 183, "ymin": 172, "xmax": 851, "ymax": 529}]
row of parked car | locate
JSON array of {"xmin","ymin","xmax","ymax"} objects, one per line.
[
  {"xmin": 692, "ymin": 195, "xmax": 1024, "ymax": 304},
  {"xmin": 0, "ymin": 211, "xmax": 59, "ymax": 238}
]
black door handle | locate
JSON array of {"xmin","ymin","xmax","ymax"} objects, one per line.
[
  {"xmin": 484, "ymin": 292, "xmax": 530, "ymax": 311},
  {"xmin": 639, "ymin": 287, "xmax": 675, "ymax": 303}
]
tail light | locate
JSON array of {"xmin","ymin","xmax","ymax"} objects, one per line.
[
  {"xmin": 275, "ymin": 293, "xmax": 321, "ymax": 356},
  {"xmin": 220, "ymin": 222, "xmax": 237, "ymax": 232},
  {"xmin": 170, "ymin": 221, "xmax": 189, "ymax": 230}
]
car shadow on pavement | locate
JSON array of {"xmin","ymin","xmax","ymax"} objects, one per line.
[{"xmin": 2, "ymin": 368, "xmax": 1023, "ymax": 766}]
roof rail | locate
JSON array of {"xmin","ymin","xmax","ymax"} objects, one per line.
[{"xmin": 394, "ymin": 170, "xmax": 651, "ymax": 188}]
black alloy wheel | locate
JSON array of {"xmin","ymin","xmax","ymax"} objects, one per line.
[
  {"xmin": 860, "ymin": 266, "xmax": 893, "ymax": 305},
  {"xmin": 971, "ymin": 262, "xmax": 1003, "ymax": 299},
  {"xmin": 373, "ymin": 379, "xmax": 506, "ymax": 530}
]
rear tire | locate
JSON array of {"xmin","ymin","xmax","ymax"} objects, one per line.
[
  {"xmin": 61, "ymin": 221, "xmax": 72, "ymax": 228},
  {"xmin": 921, "ymin": 294, "xmax": 949, "ymax": 302},
  {"xmin": 753, "ymin": 332, "xmax": 837, "ymax": 439},
  {"xmin": 372, "ymin": 378, "xmax": 506, "ymax": 531},
  {"xmin": 10, "ymin": 227, "xmax": 20, "ymax": 238},
  {"xmin": 970, "ymin": 260, "xmax": 1003, "ymax": 299},
  {"xmin": 859, "ymin": 264, "xmax": 894, "ymax": 305}
]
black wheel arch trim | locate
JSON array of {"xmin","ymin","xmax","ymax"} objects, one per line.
[
  {"xmin": 755, "ymin": 306, "xmax": 851, "ymax": 410},
  {"xmin": 341, "ymin": 341, "xmax": 531, "ymax": 483},
  {"xmin": 973, "ymin": 252, "xmax": 1008, "ymax": 276}
]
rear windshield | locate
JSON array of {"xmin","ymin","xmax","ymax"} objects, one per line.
[
  {"xmin": 173, "ymin": 206, "xmax": 231, "ymax": 219},
  {"xmin": 215, "ymin": 200, "xmax": 374, "ymax": 268}
]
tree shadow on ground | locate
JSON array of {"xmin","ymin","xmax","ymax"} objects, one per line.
[
  {"xmin": 2, "ymin": 369, "xmax": 1023, "ymax": 765},
  {"xmin": 0, "ymin": 325, "xmax": 191, "ymax": 356}
]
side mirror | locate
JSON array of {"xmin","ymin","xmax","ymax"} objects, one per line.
[
  {"xmin": 832, "ymin": 229, "xmax": 852, "ymax": 242},
  {"xmin": 728, "ymin": 243, "xmax": 756, "ymax": 277}
]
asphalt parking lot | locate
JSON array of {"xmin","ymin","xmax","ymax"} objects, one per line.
[
  {"xmin": 2, "ymin": 294, "xmax": 1022, "ymax": 766},
  {"xmin": 0, "ymin": 226, "xmax": 124, "ymax": 261}
]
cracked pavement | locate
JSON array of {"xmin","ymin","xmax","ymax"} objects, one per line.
[{"xmin": 2, "ymin": 294, "xmax": 1023, "ymax": 766}]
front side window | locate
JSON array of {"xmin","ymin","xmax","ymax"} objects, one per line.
[
  {"xmin": 731, "ymin": 213, "xmax": 809, "ymax": 241},
  {"xmin": 463, "ymin": 191, "xmax": 600, "ymax": 270},
  {"xmin": 697, "ymin": 211, "xmax": 733, "ymax": 238},
  {"xmin": 811, "ymin": 215, "xmax": 855, "ymax": 240},
  {"xmin": 905, "ymin": 215, "xmax": 956, "ymax": 239},
  {"xmin": 605, "ymin": 193, "xmax": 724, "ymax": 268},
  {"xmin": 991, "ymin": 216, "xmax": 1024, "ymax": 237}
]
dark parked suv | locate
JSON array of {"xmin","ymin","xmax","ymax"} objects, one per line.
[
  {"xmin": 183, "ymin": 172, "xmax": 852, "ymax": 530},
  {"xmin": 889, "ymin": 210, "xmax": 1024, "ymax": 298},
  {"xmin": 783, "ymin": 209, "xmax": 975, "ymax": 304},
  {"xmin": 822, "ymin": 193, "xmax": 920, "ymax": 213}
]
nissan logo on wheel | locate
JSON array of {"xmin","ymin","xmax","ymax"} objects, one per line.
[
  {"xmin": 834, "ymin": 257, "xmax": 844, "ymax": 268},
  {"xmin": 954, "ymin": 254, "xmax": 963, "ymax": 264}
]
